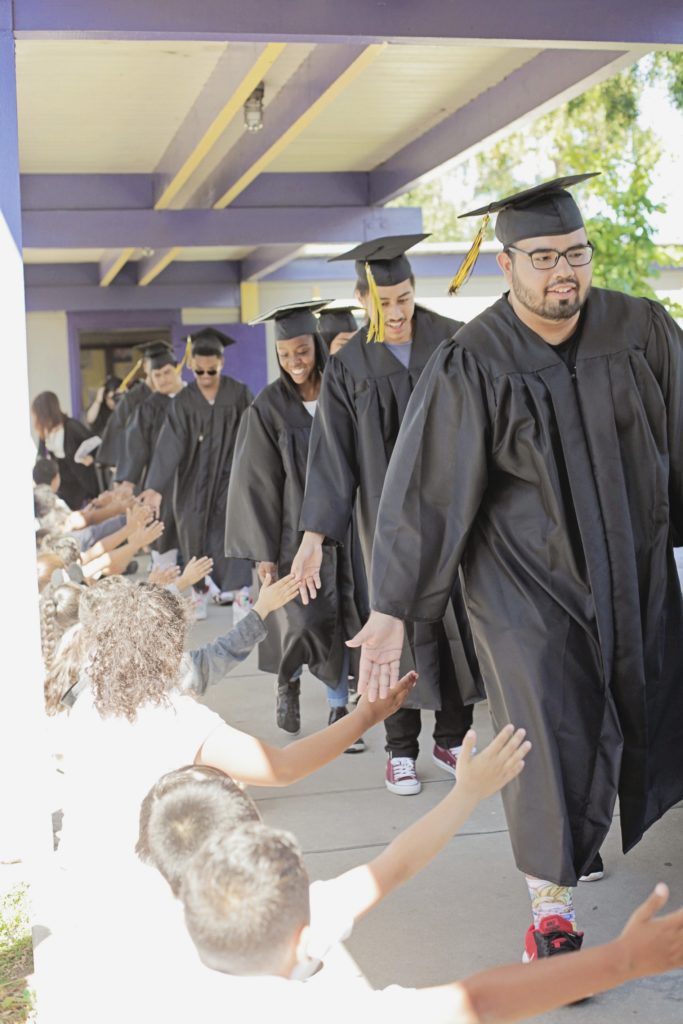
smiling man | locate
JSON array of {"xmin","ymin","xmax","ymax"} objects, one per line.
[
  {"xmin": 348, "ymin": 174, "xmax": 683, "ymax": 959},
  {"xmin": 293, "ymin": 235, "xmax": 481, "ymax": 796}
]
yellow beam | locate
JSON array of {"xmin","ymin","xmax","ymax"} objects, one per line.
[
  {"xmin": 240, "ymin": 282, "xmax": 260, "ymax": 322},
  {"xmin": 214, "ymin": 43, "xmax": 386, "ymax": 209},
  {"xmin": 155, "ymin": 43, "xmax": 287, "ymax": 211},
  {"xmin": 138, "ymin": 247, "xmax": 182, "ymax": 287},
  {"xmin": 100, "ymin": 248, "xmax": 136, "ymax": 287}
]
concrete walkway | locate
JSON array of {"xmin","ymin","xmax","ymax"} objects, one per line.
[{"xmin": 193, "ymin": 599, "xmax": 683, "ymax": 1022}]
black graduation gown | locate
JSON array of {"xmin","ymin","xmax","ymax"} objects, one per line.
[
  {"xmin": 41, "ymin": 417, "xmax": 99, "ymax": 509},
  {"xmin": 371, "ymin": 288, "xmax": 683, "ymax": 885},
  {"xmin": 117, "ymin": 391, "xmax": 179, "ymax": 554},
  {"xmin": 300, "ymin": 305, "xmax": 482, "ymax": 710},
  {"xmin": 145, "ymin": 377, "xmax": 252, "ymax": 590},
  {"xmin": 225, "ymin": 379, "xmax": 363, "ymax": 689},
  {"xmin": 96, "ymin": 382, "xmax": 151, "ymax": 469}
]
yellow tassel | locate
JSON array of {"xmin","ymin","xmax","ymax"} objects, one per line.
[
  {"xmin": 177, "ymin": 335, "xmax": 192, "ymax": 374},
  {"xmin": 117, "ymin": 357, "xmax": 143, "ymax": 393},
  {"xmin": 365, "ymin": 262, "xmax": 385, "ymax": 343},
  {"xmin": 448, "ymin": 214, "xmax": 490, "ymax": 295}
]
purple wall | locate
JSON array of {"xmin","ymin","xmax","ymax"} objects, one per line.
[{"xmin": 174, "ymin": 321, "xmax": 267, "ymax": 399}]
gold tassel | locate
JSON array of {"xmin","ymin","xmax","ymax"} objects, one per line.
[
  {"xmin": 365, "ymin": 262, "xmax": 385, "ymax": 343},
  {"xmin": 177, "ymin": 335, "xmax": 192, "ymax": 374},
  {"xmin": 117, "ymin": 357, "xmax": 143, "ymax": 393},
  {"xmin": 448, "ymin": 214, "xmax": 490, "ymax": 295}
]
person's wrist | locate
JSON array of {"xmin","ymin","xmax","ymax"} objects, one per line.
[{"xmin": 305, "ymin": 530, "xmax": 324, "ymax": 545}]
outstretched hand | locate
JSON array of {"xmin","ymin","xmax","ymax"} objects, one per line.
[
  {"xmin": 619, "ymin": 883, "xmax": 683, "ymax": 977},
  {"xmin": 148, "ymin": 564, "xmax": 181, "ymax": 587},
  {"xmin": 176, "ymin": 556, "xmax": 214, "ymax": 591},
  {"xmin": 455, "ymin": 725, "xmax": 531, "ymax": 802},
  {"xmin": 291, "ymin": 532, "xmax": 323, "ymax": 604},
  {"xmin": 253, "ymin": 573, "xmax": 300, "ymax": 620},
  {"xmin": 355, "ymin": 669, "xmax": 417, "ymax": 726},
  {"xmin": 346, "ymin": 611, "xmax": 405, "ymax": 702}
]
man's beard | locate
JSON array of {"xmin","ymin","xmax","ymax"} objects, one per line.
[{"xmin": 511, "ymin": 268, "xmax": 586, "ymax": 322}]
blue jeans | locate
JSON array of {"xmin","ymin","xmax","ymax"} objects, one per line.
[{"xmin": 290, "ymin": 648, "xmax": 350, "ymax": 708}]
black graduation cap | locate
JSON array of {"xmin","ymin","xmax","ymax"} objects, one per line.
[
  {"xmin": 250, "ymin": 300, "xmax": 331, "ymax": 341},
  {"xmin": 316, "ymin": 303, "xmax": 362, "ymax": 343},
  {"xmin": 449, "ymin": 173, "xmax": 599, "ymax": 295},
  {"xmin": 140, "ymin": 340, "xmax": 176, "ymax": 370},
  {"xmin": 328, "ymin": 234, "xmax": 429, "ymax": 342},
  {"xmin": 190, "ymin": 327, "xmax": 237, "ymax": 357}
]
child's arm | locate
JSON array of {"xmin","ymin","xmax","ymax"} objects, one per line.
[
  {"xmin": 196, "ymin": 671, "xmax": 417, "ymax": 786},
  {"xmin": 175, "ymin": 556, "xmax": 214, "ymax": 592},
  {"xmin": 183, "ymin": 573, "xmax": 299, "ymax": 695},
  {"xmin": 80, "ymin": 505, "xmax": 150, "ymax": 564},
  {"xmin": 83, "ymin": 519, "xmax": 164, "ymax": 578},
  {"xmin": 325, "ymin": 726, "xmax": 530, "ymax": 924},
  {"xmin": 412, "ymin": 885, "xmax": 683, "ymax": 1024}
]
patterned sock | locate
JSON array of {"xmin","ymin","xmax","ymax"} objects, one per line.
[{"xmin": 525, "ymin": 876, "xmax": 576, "ymax": 930}]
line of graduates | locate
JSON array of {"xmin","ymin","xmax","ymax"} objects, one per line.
[{"xmin": 86, "ymin": 171, "xmax": 683, "ymax": 963}]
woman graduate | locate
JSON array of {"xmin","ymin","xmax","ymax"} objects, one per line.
[
  {"xmin": 116, "ymin": 341, "xmax": 183, "ymax": 571},
  {"xmin": 225, "ymin": 301, "xmax": 365, "ymax": 748},
  {"xmin": 142, "ymin": 328, "xmax": 252, "ymax": 614}
]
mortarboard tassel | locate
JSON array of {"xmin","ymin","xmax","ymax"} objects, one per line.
[
  {"xmin": 177, "ymin": 335, "xmax": 192, "ymax": 374},
  {"xmin": 448, "ymin": 214, "xmax": 490, "ymax": 296},
  {"xmin": 365, "ymin": 262, "xmax": 385, "ymax": 343},
  {"xmin": 117, "ymin": 357, "xmax": 143, "ymax": 393}
]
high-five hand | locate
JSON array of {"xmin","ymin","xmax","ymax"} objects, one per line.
[{"xmin": 346, "ymin": 611, "xmax": 405, "ymax": 702}]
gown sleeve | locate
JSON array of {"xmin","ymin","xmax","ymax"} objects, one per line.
[
  {"xmin": 95, "ymin": 394, "xmax": 128, "ymax": 467},
  {"xmin": 644, "ymin": 300, "xmax": 683, "ymax": 541},
  {"xmin": 224, "ymin": 403, "xmax": 285, "ymax": 563},
  {"xmin": 144, "ymin": 399, "xmax": 187, "ymax": 495},
  {"xmin": 371, "ymin": 343, "xmax": 491, "ymax": 623},
  {"xmin": 116, "ymin": 402, "xmax": 150, "ymax": 484},
  {"xmin": 299, "ymin": 356, "xmax": 359, "ymax": 543}
]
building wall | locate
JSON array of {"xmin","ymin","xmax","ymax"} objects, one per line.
[{"xmin": 25, "ymin": 311, "xmax": 71, "ymax": 415}]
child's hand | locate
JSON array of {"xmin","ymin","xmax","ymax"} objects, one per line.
[
  {"xmin": 130, "ymin": 519, "xmax": 164, "ymax": 551},
  {"xmin": 253, "ymin": 573, "xmax": 300, "ymax": 620},
  {"xmin": 257, "ymin": 561, "xmax": 278, "ymax": 583},
  {"xmin": 356, "ymin": 670, "xmax": 417, "ymax": 726},
  {"xmin": 176, "ymin": 556, "xmax": 214, "ymax": 591},
  {"xmin": 126, "ymin": 502, "xmax": 150, "ymax": 531},
  {"xmin": 455, "ymin": 725, "xmax": 530, "ymax": 801},
  {"xmin": 148, "ymin": 564, "xmax": 181, "ymax": 587}
]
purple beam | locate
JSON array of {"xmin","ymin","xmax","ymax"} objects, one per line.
[
  {"xmin": 13, "ymin": 0, "xmax": 683, "ymax": 46},
  {"xmin": 22, "ymin": 205, "xmax": 423, "ymax": 249},
  {"xmin": 24, "ymin": 260, "xmax": 240, "ymax": 287},
  {"xmin": 263, "ymin": 252, "xmax": 502, "ymax": 282},
  {"xmin": 26, "ymin": 282, "xmax": 241, "ymax": 313},
  {"xmin": 20, "ymin": 172, "xmax": 369, "ymax": 210},
  {"xmin": 20, "ymin": 174, "xmax": 155, "ymax": 211},
  {"xmin": 184, "ymin": 44, "xmax": 368, "ymax": 209},
  {"xmin": 241, "ymin": 245, "xmax": 305, "ymax": 282},
  {"xmin": 370, "ymin": 49, "xmax": 632, "ymax": 205}
]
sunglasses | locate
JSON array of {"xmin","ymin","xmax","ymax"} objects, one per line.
[{"xmin": 194, "ymin": 369, "xmax": 219, "ymax": 377}]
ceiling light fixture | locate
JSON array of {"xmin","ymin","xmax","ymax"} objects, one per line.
[{"xmin": 244, "ymin": 82, "xmax": 265, "ymax": 133}]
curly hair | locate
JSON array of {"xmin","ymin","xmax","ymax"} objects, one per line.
[
  {"xmin": 80, "ymin": 578, "xmax": 190, "ymax": 721},
  {"xmin": 44, "ymin": 535, "xmax": 81, "ymax": 567}
]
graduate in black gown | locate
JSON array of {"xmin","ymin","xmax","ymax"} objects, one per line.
[
  {"xmin": 116, "ymin": 342, "xmax": 183, "ymax": 569},
  {"xmin": 293, "ymin": 236, "xmax": 480, "ymax": 795},
  {"xmin": 142, "ymin": 328, "xmax": 252, "ymax": 605},
  {"xmin": 316, "ymin": 303, "xmax": 362, "ymax": 356},
  {"xmin": 354, "ymin": 175, "xmax": 683, "ymax": 955},
  {"xmin": 225, "ymin": 301, "xmax": 365, "ymax": 746},
  {"xmin": 96, "ymin": 352, "xmax": 154, "ymax": 474}
]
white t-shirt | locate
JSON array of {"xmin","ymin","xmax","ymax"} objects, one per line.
[
  {"xmin": 59, "ymin": 688, "xmax": 224, "ymax": 871},
  {"xmin": 303, "ymin": 399, "xmax": 318, "ymax": 417}
]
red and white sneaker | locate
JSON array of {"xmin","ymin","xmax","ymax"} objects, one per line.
[
  {"xmin": 523, "ymin": 915, "xmax": 584, "ymax": 963},
  {"xmin": 385, "ymin": 756, "xmax": 422, "ymax": 795},
  {"xmin": 432, "ymin": 743, "xmax": 461, "ymax": 778}
]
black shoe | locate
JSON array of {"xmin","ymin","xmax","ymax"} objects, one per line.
[
  {"xmin": 328, "ymin": 705, "xmax": 366, "ymax": 753},
  {"xmin": 277, "ymin": 682, "xmax": 300, "ymax": 735},
  {"xmin": 579, "ymin": 851, "xmax": 604, "ymax": 882}
]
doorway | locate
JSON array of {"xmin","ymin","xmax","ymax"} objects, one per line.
[{"xmin": 78, "ymin": 327, "xmax": 172, "ymax": 414}]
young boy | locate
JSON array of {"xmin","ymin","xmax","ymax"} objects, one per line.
[
  {"xmin": 181, "ymin": 824, "xmax": 683, "ymax": 1022},
  {"xmin": 138, "ymin": 726, "xmax": 528, "ymax": 976}
]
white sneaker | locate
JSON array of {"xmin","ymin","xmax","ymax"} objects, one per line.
[
  {"xmin": 385, "ymin": 756, "xmax": 422, "ymax": 795},
  {"xmin": 190, "ymin": 590, "xmax": 208, "ymax": 621}
]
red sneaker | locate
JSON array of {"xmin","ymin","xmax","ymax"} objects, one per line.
[
  {"xmin": 523, "ymin": 915, "xmax": 584, "ymax": 963},
  {"xmin": 432, "ymin": 743, "xmax": 459, "ymax": 777}
]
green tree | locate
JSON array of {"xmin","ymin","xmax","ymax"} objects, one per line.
[{"xmin": 392, "ymin": 54, "xmax": 683, "ymax": 306}]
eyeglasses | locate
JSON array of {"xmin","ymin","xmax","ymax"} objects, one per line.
[
  {"xmin": 505, "ymin": 242, "xmax": 594, "ymax": 270},
  {"xmin": 194, "ymin": 368, "xmax": 219, "ymax": 377}
]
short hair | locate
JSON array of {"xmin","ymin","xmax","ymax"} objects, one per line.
[
  {"xmin": 136, "ymin": 766, "xmax": 261, "ymax": 896},
  {"xmin": 45, "ymin": 535, "xmax": 81, "ymax": 567},
  {"xmin": 33, "ymin": 458, "xmax": 60, "ymax": 486},
  {"xmin": 354, "ymin": 271, "xmax": 415, "ymax": 297},
  {"xmin": 182, "ymin": 824, "xmax": 310, "ymax": 976},
  {"xmin": 34, "ymin": 484, "xmax": 57, "ymax": 521}
]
